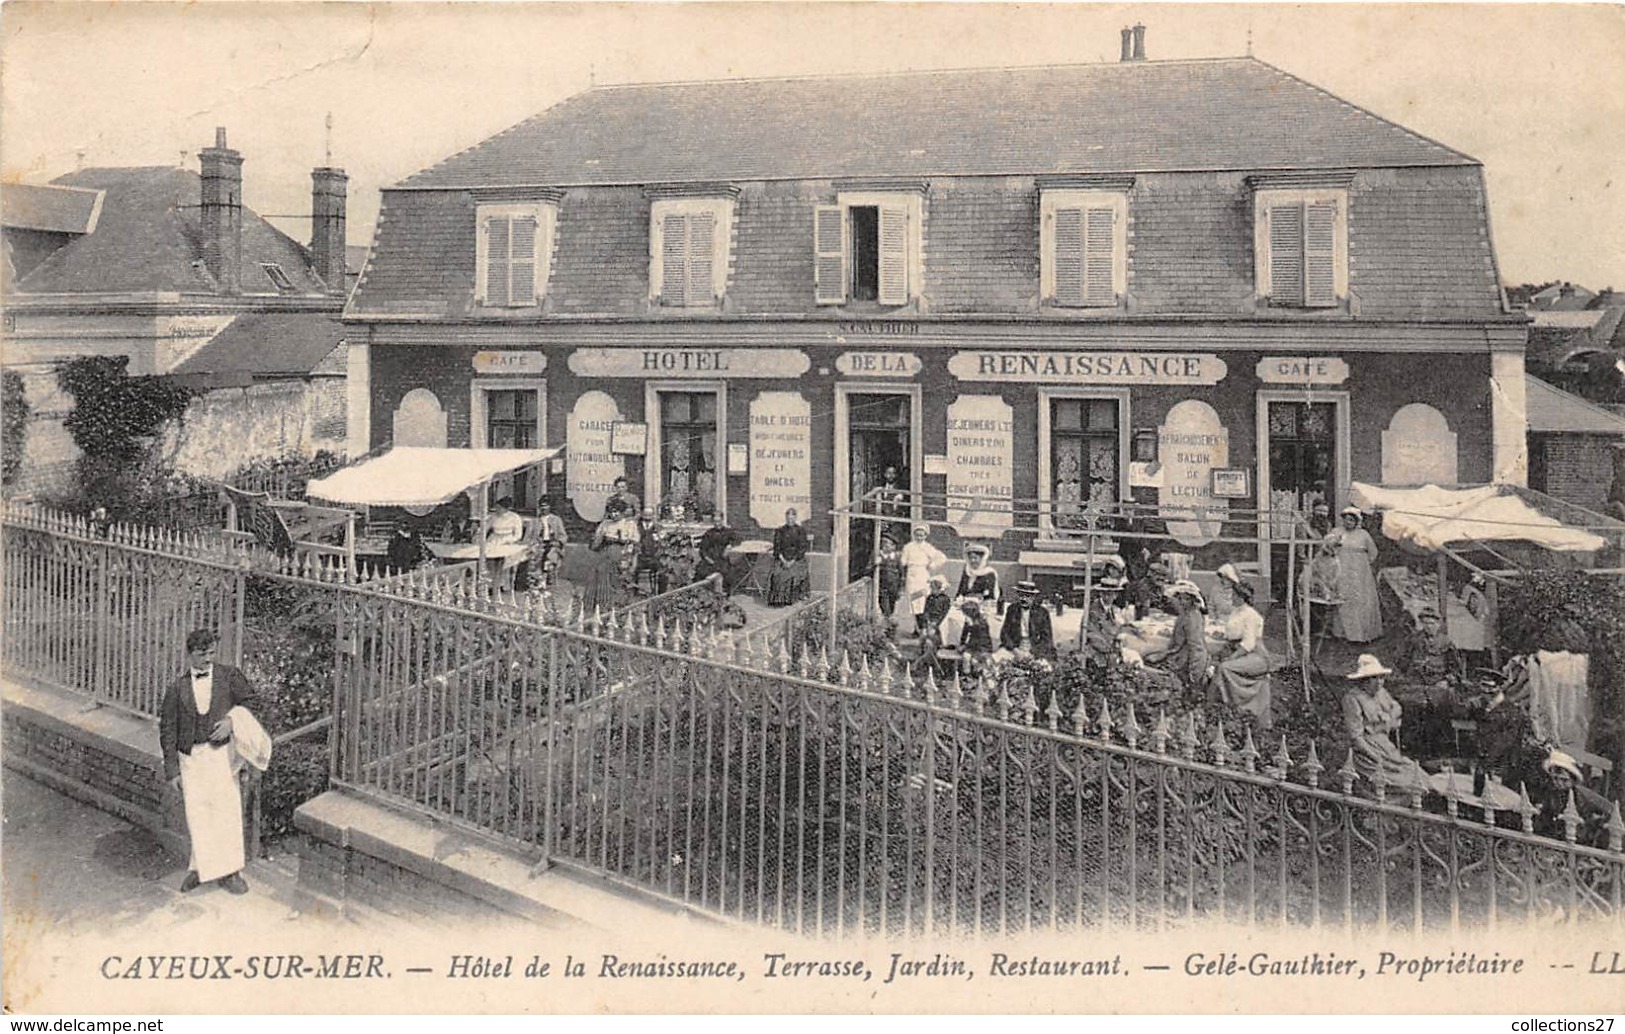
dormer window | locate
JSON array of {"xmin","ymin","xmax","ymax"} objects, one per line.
[
  {"xmin": 649, "ymin": 196, "xmax": 733, "ymax": 308},
  {"xmin": 260, "ymin": 263, "xmax": 295, "ymax": 292},
  {"xmin": 476, "ymin": 200, "xmax": 557, "ymax": 308},
  {"xmin": 1039, "ymin": 184, "xmax": 1130, "ymax": 309},
  {"xmin": 814, "ymin": 186, "xmax": 926, "ymax": 307},
  {"xmin": 1251, "ymin": 176, "xmax": 1351, "ymax": 310}
]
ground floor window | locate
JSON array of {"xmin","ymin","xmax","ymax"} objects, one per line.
[
  {"xmin": 658, "ymin": 389, "xmax": 719, "ymax": 519},
  {"xmin": 472, "ymin": 380, "xmax": 545, "ymax": 509},
  {"xmin": 1047, "ymin": 394, "xmax": 1122, "ymax": 530}
]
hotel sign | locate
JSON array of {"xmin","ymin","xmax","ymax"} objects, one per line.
[
  {"xmin": 949, "ymin": 351, "xmax": 1227, "ymax": 385},
  {"xmin": 1256, "ymin": 356, "xmax": 1349, "ymax": 385},
  {"xmin": 569, "ymin": 348, "xmax": 809, "ymax": 378}
]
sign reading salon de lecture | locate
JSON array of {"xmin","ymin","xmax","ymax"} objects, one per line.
[
  {"xmin": 569, "ymin": 348, "xmax": 810, "ymax": 379},
  {"xmin": 949, "ymin": 351, "xmax": 1227, "ymax": 385},
  {"xmin": 945, "ymin": 395, "xmax": 1014, "ymax": 534},
  {"xmin": 567, "ymin": 390, "xmax": 624, "ymax": 523},
  {"xmin": 749, "ymin": 392, "xmax": 813, "ymax": 528},
  {"xmin": 1158, "ymin": 400, "xmax": 1229, "ymax": 548}
]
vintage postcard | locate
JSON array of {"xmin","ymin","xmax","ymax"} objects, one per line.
[{"xmin": 3, "ymin": 1, "xmax": 1625, "ymax": 1018}]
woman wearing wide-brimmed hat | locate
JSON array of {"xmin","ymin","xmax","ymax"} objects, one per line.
[
  {"xmin": 1077, "ymin": 557, "xmax": 1129, "ymax": 670},
  {"xmin": 1326, "ymin": 507, "xmax": 1383, "ymax": 643},
  {"xmin": 1211, "ymin": 576, "xmax": 1273, "ymax": 728},
  {"xmin": 1534, "ymin": 749, "xmax": 1612, "ymax": 846},
  {"xmin": 1341, "ymin": 654, "xmax": 1429, "ymax": 794},
  {"xmin": 1145, "ymin": 580, "xmax": 1210, "ymax": 696}
]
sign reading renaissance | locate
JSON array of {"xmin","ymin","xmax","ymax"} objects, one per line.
[
  {"xmin": 1158, "ymin": 400, "xmax": 1229, "ymax": 548},
  {"xmin": 567, "ymin": 390, "xmax": 624, "ymax": 522},
  {"xmin": 749, "ymin": 392, "xmax": 813, "ymax": 527},
  {"xmin": 945, "ymin": 395, "xmax": 1014, "ymax": 534},
  {"xmin": 569, "ymin": 348, "xmax": 810, "ymax": 378},
  {"xmin": 949, "ymin": 351, "xmax": 1227, "ymax": 385}
]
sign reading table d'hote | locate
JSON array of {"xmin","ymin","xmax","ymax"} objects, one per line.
[
  {"xmin": 835, "ymin": 352, "xmax": 922, "ymax": 378},
  {"xmin": 749, "ymin": 392, "xmax": 813, "ymax": 528},
  {"xmin": 568, "ymin": 348, "xmax": 810, "ymax": 378},
  {"xmin": 1255, "ymin": 356, "xmax": 1350, "ymax": 385},
  {"xmin": 473, "ymin": 350, "xmax": 547, "ymax": 375},
  {"xmin": 945, "ymin": 395, "xmax": 1014, "ymax": 534},
  {"xmin": 949, "ymin": 351, "xmax": 1227, "ymax": 385}
]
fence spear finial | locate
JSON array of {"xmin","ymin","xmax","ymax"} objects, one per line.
[
  {"xmin": 1271, "ymin": 735, "xmax": 1293, "ymax": 782},
  {"xmin": 1338, "ymin": 748, "xmax": 1359, "ymax": 795},
  {"xmin": 838, "ymin": 649, "xmax": 853, "ymax": 687},
  {"xmin": 1560, "ymin": 789, "xmax": 1583, "ymax": 843},
  {"xmin": 1516, "ymin": 782, "xmax": 1536, "ymax": 834},
  {"xmin": 1070, "ymin": 693, "xmax": 1090, "ymax": 737},
  {"xmin": 1122, "ymin": 702, "xmax": 1141, "ymax": 750},
  {"xmin": 815, "ymin": 644, "xmax": 831, "ymax": 682},
  {"xmin": 1096, "ymin": 697, "xmax": 1114, "ymax": 743},
  {"xmin": 1605, "ymin": 801, "xmax": 1624, "ymax": 853},
  {"xmin": 1238, "ymin": 725, "xmax": 1258, "ymax": 773}
]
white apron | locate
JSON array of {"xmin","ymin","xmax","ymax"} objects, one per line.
[{"xmin": 179, "ymin": 742, "xmax": 246, "ymax": 882}]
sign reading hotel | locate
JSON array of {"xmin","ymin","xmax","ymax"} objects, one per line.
[
  {"xmin": 1256, "ymin": 356, "xmax": 1349, "ymax": 385},
  {"xmin": 1158, "ymin": 400, "xmax": 1229, "ymax": 548},
  {"xmin": 945, "ymin": 395, "xmax": 1014, "ymax": 534},
  {"xmin": 569, "ymin": 348, "xmax": 810, "ymax": 378},
  {"xmin": 473, "ymin": 350, "xmax": 547, "ymax": 375},
  {"xmin": 949, "ymin": 351, "xmax": 1227, "ymax": 385},
  {"xmin": 835, "ymin": 352, "xmax": 922, "ymax": 378},
  {"xmin": 749, "ymin": 392, "xmax": 812, "ymax": 527},
  {"xmin": 567, "ymin": 390, "xmax": 624, "ymax": 522}
]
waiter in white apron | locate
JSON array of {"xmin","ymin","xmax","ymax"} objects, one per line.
[{"xmin": 159, "ymin": 629, "xmax": 257, "ymax": 895}]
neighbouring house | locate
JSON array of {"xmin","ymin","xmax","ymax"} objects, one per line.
[
  {"xmin": 1525, "ymin": 376, "xmax": 1625, "ymax": 513},
  {"xmin": 1, "ymin": 129, "xmax": 351, "ymax": 494},
  {"xmin": 345, "ymin": 31, "xmax": 1528, "ymax": 595}
]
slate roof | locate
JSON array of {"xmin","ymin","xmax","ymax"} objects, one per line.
[
  {"xmin": 1526, "ymin": 376, "xmax": 1625, "ymax": 436},
  {"xmin": 399, "ymin": 57, "xmax": 1476, "ymax": 189},
  {"xmin": 14, "ymin": 167, "xmax": 330, "ymax": 295},
  {"xmin": 2, "ymin": 182, "xmax": 103, "ymax": 234},
  {"xmin": 169, "ymin": 313, "xmax": 346, "ymax": 386}
]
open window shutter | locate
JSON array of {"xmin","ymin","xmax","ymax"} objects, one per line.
[
  {"xmin": 1268, "ymin": 204, "xmax": 1304, "ymax": 305},
  {"xmin": 1303, "ymin": 201, "xmax": 1338, "ymax": 307},
  {"xmin": 686, "ymin": 210, "xmax": 716, "ymax": 305},
  {"xmin": 1052, "ymin": 207, "xmax": 1084, "ymax": 306},
  {"xmin": 877, "ymin": 204, "xmax": 909, "ymax": 305},
  {"xmin": 814, "ymin": 205, "xmax": 847, "ymax": 305},
  {"xmin": 485, "ymin": 216, "xmax": 511, "ymax": 306},
  {"xmin": 1082, "ymin": 206, "xmax": 1116, "ymax": 307},
  {"xmin": 510, "ymin": 214, "xmax": 538, "ymax": 305},
  {"xmin": 660, "ymin": 212, "xmax": 688, "ymax": 306}
]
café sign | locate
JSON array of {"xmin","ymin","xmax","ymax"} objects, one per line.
[
  {"xmin": 835, "ymin": 352, "xmax": 922, "ymax": 378},
  {"xmin": 949, "ymin": 351, "xmax": 1227, "ymax": 385},
  {"xmin": 569, "ymin": 348, "xmax": 810, "ymax": 379},
  {"xmin": 473, "ymin": 350, "xmax": 547, "ymax": 375},
  {"xmin": 1255, "ymin": 356, "xmax": 1349, "ymax": 385}
]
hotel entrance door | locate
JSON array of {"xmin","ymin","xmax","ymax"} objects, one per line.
[{"xmin": 847, "ymin": 393, "xmax": 912, "ymax": 581}]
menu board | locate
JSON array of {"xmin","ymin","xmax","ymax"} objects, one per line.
[
  {"xmin": 567, "ymin": 390, "xmax": 625, "ymax": 522},
  {"xmin": 1158, "ymin": 399, "xmax": 1229, "ymax": 548},
  {"xmin": 945, "ymin": 394, "xmax": 1014, "ymax": 535},
  {"xmin": 749, "ymin": 392, "xmax": 813, "ymax": 528}
]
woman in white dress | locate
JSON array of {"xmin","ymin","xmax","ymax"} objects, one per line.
[
  {"xmin": 899, "ymin": 524, "xmax": 947, "ymax": 635},
  {"xmin": 1326, "ymin": 507, "xmax": 1383, "ymax": 643}
]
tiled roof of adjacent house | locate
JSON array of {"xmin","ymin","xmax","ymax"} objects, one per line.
[
  {"xmin": 1526, "ymin": 376, "xmax": 1625, "ymax": 436},
  {"xmin": 14, "ymin": 167, "xmax": 329, "ymax": 295},
  {"xmin": 398, "ymin": 57, "xmax": 1475, "ymax": 189},
  {"xmin": 169, "ymin": 313, "xmax": 346, "ymax": 386},
  {"xmin": 1, "ymin": 182, "xmax": 104, "ymax": 234}
]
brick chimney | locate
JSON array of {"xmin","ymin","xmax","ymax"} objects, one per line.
[
  {"xmin": 198, "ymin": 127, "xmax": 243, "ymax": 295},
  {"xmin": 310, "ymin": 166, "xmax": 348, "ymax": 294},
  {"xmin": 1120, "ymin": 27, "xmax": 1134, "ymax": 62},
  {"xmin": 1131, "ymin": 23, "xmax": 1147, "ymax": 61}
]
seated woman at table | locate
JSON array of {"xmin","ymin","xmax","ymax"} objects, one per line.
[
  {"xmin": 1077, "ymin": 563, "xmax": 1129, "ymax": 671},
  {"xmin": 695, "ymin": 515, "xmax": 744, "ymax": 595},
  {"xmin": 1211, "ymin": 578, "xmax": 1273, "ymax": 729},
  {"xmin": 582, "ymin": 498, "xmax": 639, "ymax": 614},
  {"xmin": 767, "ymin": 508, "xmax": 812, "ymax": 606},
  {"xmin": 1341, "ymin": 654, "xmax": 1429, "ymax": 796},
  {"xmin": 1399, "ymin": 605, "xmax": 1460, "ymax": 686},
  {"xmin": 386, "ymin": 520, "xmax": 433, "ymax": 573},
  {"xmin": 955, "ymin": 543, "xmax": 1000, "ymax": 605},
  {"xmin": 1143, "ymin": 580, "xmax": 1211, "ymax": 698}
]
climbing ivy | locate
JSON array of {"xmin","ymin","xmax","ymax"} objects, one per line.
[
  {"xmin": 55, "ymin": 356, "xmax": 198, "ymax": 512},
  {"xmin": 1, "ymin": 369, "xmax": 27, "ymax": 487}
]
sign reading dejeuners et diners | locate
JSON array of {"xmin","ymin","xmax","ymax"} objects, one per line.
[
  {"xmin": 749, "ymin": 392, "xmax": 813, "ymax": 528},
  {"xmin": 948, "ymin": 351, "xmax": 1227, "ymax": 385},
  {"xmin": 569, "ymin": 348, "xmax": 810, "ymax": 378},
  {"xmin": 945, "ymin": 395, "xmax": 1014, "ymax": 535},
  {"xmin": 567, "ymin": 390, "xmax": 624, "ymax": 523}
]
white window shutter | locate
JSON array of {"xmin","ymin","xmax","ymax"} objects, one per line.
[
  {"xmin": 660, "ymin": 212, "xmax": 688, "ymax": 306},
  {"xmin": 1083, "ymin": 206, "xmax": 1116, "ymax": 307},
  {"xmin": 1303, "ymin": 201, "xmax": 1338, "ymax": 307},
  {"xmin": 814, "ymin": 205, "xmax": 847, "ymax": 305},
  {"xmin": 1268, "ymin": 204, "xmax": 1304, "ymax": 305},
  {"xmin": 686, "ymin": 210, "xmax": 716, "ymax": 305},
  {"xmin": 877, "ymin": 204, "xmax": 909, "ymax": 305},
  {"xmin": 485, "ymin": 215, "xmax": 511, "ymax": 307},
  {"xmin": 510, "ymin": 215, "xmax": 538, "ymax": 305},
  {"xmin": 1052, "ymin": 207, "xmax": 1084, "ymax": 306}
]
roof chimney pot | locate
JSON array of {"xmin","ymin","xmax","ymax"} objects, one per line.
[
  {"xmin": 310, "ymin": 166, "xmax": 349, "ymax": 296},
  {"xmin": 215, "ymin": 127, "xmax": 228, "ymax": 149},
  {"xmin": 199, "ymin": 127, "xmax": 244, "ymax": 295},
  {"xmin": 1120, "ymin": 27, "xmax": 1134, "ymax": 62},
  {"xmin": 1132, "ymin": 23, "xmax": 1146, "ymax": 61}
]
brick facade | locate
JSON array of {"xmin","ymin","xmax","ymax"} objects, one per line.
[{"xmin": 1531, "ymin": 434, "xmax": 1623, "ymax": 512}]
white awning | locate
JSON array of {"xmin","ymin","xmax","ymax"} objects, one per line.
[
  {"xmin": 1350, "ymin": 481, "xmax": 1606, "ymax": 553},
  {"xmin": 306, "ymin": 447, "xmax": 560, "ymax": 508}
]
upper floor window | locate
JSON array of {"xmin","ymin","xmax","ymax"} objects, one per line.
[
  {"xmin": 1040, "ymin": 189, "xmax": 1128, "ymax": 309},
  {"xmin": 649, "ymin": 197, "xmax": 733, "ymax": 308},
  {"xmin": 815, "ymin": 190, "xmax": 924, "ymax": 306},
  {"xmin": 476, "ymin": 202, "xmax": 556, "ymax": 308},
  {"xmin": 1254, "ymin": 187, "xmax": 1348, "ymax": 309}
]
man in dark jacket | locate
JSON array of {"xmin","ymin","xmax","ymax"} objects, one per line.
[
  {"xmin": 999, "ymin": 580, "xmax": 1055, "ymax": 659},
  {"xmin": 159, "ymin": 629, "xmax": 256, "ymax": 895}
]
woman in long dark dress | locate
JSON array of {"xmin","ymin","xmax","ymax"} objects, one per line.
[
  {"xmin": 766, "ymin": 508, "xmax": 812, "ymax": 606},
  {"xmin": 1144, "ymin": 580, "xmax": 1211, "ymax": 697},
  {"xmin": 582, "ymin": 497, "xmax": 637, "ymax": 614}
]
